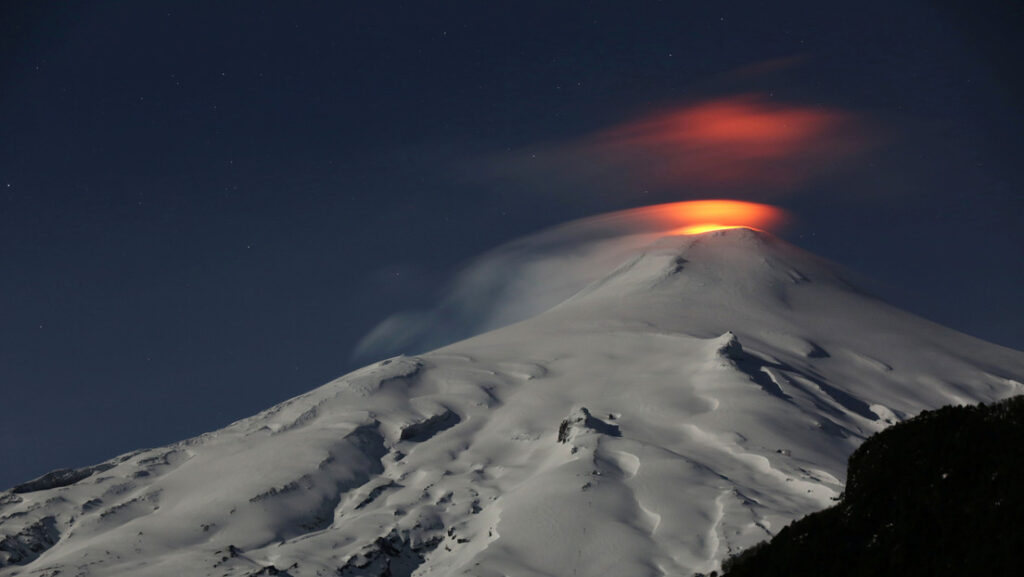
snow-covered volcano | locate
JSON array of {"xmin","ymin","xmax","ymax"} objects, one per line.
[{"xmin": 3, "ymin": 229, "xmax": 1023, "ymax": 577}]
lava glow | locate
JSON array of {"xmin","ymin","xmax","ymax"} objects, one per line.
[
  {"xmin": 676, "ymin": 224, "xmax": 751, "ymax": 235},
  {"xmin": 640, "ymin": 199, "xmax": 788, "ymax": 235}
]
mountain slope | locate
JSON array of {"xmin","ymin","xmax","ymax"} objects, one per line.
[{"xmin": 3, "ymin": 229, "xmax": 1023, "ymax": 577}]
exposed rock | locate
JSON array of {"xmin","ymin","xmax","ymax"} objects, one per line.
[
  {"xmin": 399, "ymin": 409, "xmax": 461, "ymax": 442},
  {"xmin": 557, "ymin": 407, "xmax": 621, "ymax": 444},
  {"xmin": 0, "ymin": 515, "xmax": 60, "ymax": 567},
  {"xmin": 12, "ymin": 463, "xmax": 116, "ymax": 494},
  {"xmin": 337, "ymin": 530, "xmax": 443, "ymax": 577}
]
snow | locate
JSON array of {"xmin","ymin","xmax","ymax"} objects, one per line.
[{"xmin": 2, "ymin": 228, "xmax": 1023, "ymax": 577}]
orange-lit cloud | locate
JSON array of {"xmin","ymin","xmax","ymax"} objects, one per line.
[
  {"xmin": 586, "ymin": 94, "xmax": 869, "ymax": 190},
  {"xmin": 602, "ymin": 199, "xmax": 789, "ymax": 236},
  {"xmin": 483, "ymin": 93, "xmax": 874, "ymax": 200}
]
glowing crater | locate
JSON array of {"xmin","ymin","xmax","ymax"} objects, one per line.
[
  {"xmin": 675, "ymin": 223, "xmax": 757, "ymax": 235},
  {"xmin": 641, "ymin": 199, "xmax": 787, "ymax": 236}
]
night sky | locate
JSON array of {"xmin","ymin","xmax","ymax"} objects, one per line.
[{"xmin": 2, "ymin": 1, "xmax": 1022, "ymax": 489}]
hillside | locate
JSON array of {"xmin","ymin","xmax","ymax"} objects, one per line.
[{"xmin": 721, "ymin": 395, "xmax": 1024, "ymax": 577}]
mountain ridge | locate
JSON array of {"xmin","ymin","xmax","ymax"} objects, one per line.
[{"xmin": 720, "ymin": 395, "xmax": 1024, "ymax": 577}]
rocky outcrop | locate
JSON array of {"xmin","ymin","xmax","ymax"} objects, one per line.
[{"xmin": 0, "ymin": 516, "xmax": 59, "ymax": 567}]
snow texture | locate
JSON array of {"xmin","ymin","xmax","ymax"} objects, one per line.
[{"xmin": 2, "ymin": 229, "xmax": 1023, "ymax": 577}]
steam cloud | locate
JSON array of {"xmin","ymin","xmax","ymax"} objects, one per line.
[{"xmin": 354, "ymin": 201, "xmax": 788, "ymax": 361}]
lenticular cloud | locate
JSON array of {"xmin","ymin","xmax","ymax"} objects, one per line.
[{"xmin": 353, "ymin": 200, "xmax": 788, "ymax": 360}]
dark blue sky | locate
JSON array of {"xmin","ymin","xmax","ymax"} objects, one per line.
[{"xmin": 2, "ymin": 1, "xmax": 1021, "ymax": 489}]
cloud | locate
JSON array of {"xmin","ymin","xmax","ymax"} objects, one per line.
[
  {"xmin": 353, "ymin": 201, "xmax": 789, "ymax": 361},
  {"xmin": 592, "ymin": 95, "xmax": 866, "ymax": 188},
  {"xmin": 481, "ymin": 93, "xmax": 873, "ymax": 202}
]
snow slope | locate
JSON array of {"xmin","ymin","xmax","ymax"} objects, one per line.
[{"xmin": 3, "ymin": 229, "xmax": 1023, "ymax": 577}]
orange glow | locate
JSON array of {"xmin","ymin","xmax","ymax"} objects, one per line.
[
  {"xmin": 636, "ymin": 199, "xmax": 788, "ymax": 236},
  {"xmin": 585, "ymin": 94, "xmax": 870, "ymax": 190},
  {"xmin": 675, "ymin": 224, "xmax": 752, "ymax": 235}
]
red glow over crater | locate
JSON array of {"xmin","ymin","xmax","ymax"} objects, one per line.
[
  {"xmin": 676, "ymin": 223, "xmax": 753, "ymax": 235},
  {"xmin": 640, "ymin": 200, "xmax": 788, "ymax": 236}
]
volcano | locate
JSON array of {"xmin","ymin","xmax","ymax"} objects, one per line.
[{"xmin": 3, "ymin": 228, "xmax": 1022, "ymax": 577}]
